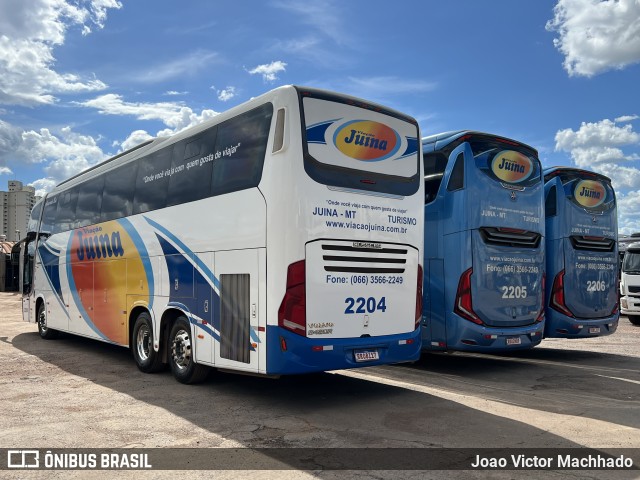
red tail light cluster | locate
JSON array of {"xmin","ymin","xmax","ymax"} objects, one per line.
[
  {"xmin": 550, "ymin": 270, "xmax": 574, "ymax": 317},
  {"xmin": 454, "ymin": 268, "xmax": 483, "ymax": 325},
  {"xmin": 278, "ymin": 260, "xmax": 306, "ymax": 336},
  {"xmin": 416, "ymin": 265, "xmax": 423, "ymax": 329}
]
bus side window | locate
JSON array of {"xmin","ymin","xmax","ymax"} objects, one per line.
[
  {"xmin": 75, "ymin": 175, "xmax": 105, "ymax": 229},
  {"xmin": 211, "ymin": 104, "xmax": 273, "ymax": 197},
  {"xmin": 423, "ymin": 152, "xmax": 447, "ymax": 203},
  {"xmin": 545, "ymin": 185, "xmax": 557, "ymax": 217},
  {"xmin": 40, "ymin": 195, "xmax": 58, "ymax": 236},
  {"xmin": 447, "ymin": 152, "xmax": 465, "ymax": 191},
  {"xmin": 101, "ymin": 161, "xmax": 137, "ymax": 222},
  {"xmin": 54, "ymin": 188, "xmax": 79, "ymax": 233}
]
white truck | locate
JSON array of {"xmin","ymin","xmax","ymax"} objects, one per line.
[{"xmin": 620, "ymin": 241, "xmax": 640, "ymax": 325}]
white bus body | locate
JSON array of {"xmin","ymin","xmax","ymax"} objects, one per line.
[{"xmin": 20, "ymin": 86, "xmax": 424, "ymax": 383}]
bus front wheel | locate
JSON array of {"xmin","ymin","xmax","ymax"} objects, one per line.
[
  {"xmin": 37, "ymin": 304, "xmax": 58, "ymax": 340},
  {"xmin": 168, "ymin": 316, "xmax": 209, "ymax": 384},
  {"xmin": 132, "ymin": 312, "xmax": 164, "ymax": 373}
]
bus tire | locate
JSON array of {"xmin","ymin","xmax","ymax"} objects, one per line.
[
  {"xmin": 37, "ymin": 303, "xmax": 58, "ymax": 340},
  {"xmin": 168, "ymin": 316, "xmax": 208, "ymax": 384},
  {"xmin": 132, "ymin": 312, "xmax": 164, "ymax": 373},
  {"xmin": 628, "ymin": 315, "xmax": 640, "ymax": 326}
]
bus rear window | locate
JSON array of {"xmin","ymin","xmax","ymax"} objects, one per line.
[
  {"xmin": 471, "ymin": 139, "xmax": 540, "ymax": 189},
  {"xmin": 300, "ymin": 90, "xmax": 420, "ymax": 196},
  {"xmin": 557, "ymin": 172, "xmax": 615, "ymax": 214}
]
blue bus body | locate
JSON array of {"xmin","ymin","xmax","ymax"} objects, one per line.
[
  {"xmin": 422, "ymin": 131, "xmax": 545, "ymax": 352},
  {"xmin": 543, "ymin": 167, "xmax": 619, "ymax": 338}
]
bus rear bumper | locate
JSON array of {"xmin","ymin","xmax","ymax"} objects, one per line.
[
  {"xmin": 543, "ymin": 311, "xmax": 619, "ymax": 338},
  {"xmin": 422, "ymin": 320, "xmax": 544, "ymax": 352},
  {"xmin": 265, "ymin": 326, "xmax": 421, "ymax": 375}
]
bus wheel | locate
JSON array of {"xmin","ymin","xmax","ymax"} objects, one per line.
[
  {"xmin": 168, "ymin": 316, "xmax": 208, "ymax": 384},
  {"xmin": 37, "ymin": 304, "xmax": 58, "ymax": 340},
  {"xmin": 628, "ymin": 315, "xmax": 640, "ymax": 326},
  {"xmin": 132, "ymin": 312, "xmax": 164, "ymax": 373}
]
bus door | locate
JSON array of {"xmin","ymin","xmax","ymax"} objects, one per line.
[{"xmin": 213, "ymin": 249, "xmax": 262, "ymax": 372}]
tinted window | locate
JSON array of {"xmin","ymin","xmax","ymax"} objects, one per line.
[
  {"xmin": 167, "ymin": 127, "xmax": 217, "ymax": 207},
  {"xmin": 75, "ymin": 175, "xmax": 104, "ymax": 228},
  {"xmin": 40, "ymin": 195, "xmax": 58, "ymax": 235},
  {"xmin": 423, "ymin": 152, "xmax": 447, "ymax": 203},
  {"xmin": 545, "ymin": 185, "xmax": 557, "ymax": 217},
  {"xmin": 54, "ymin": 188, "xmax": 78, "ymax": 233},
  {"xmin": 211, "ymin": 104, "xmax": 272, "ymax": 196},
  {"xmin": 133, "ymin": 147, "xmax": 172, "ymax": 214},
  {"xmin": 447, "ymin": 152, "xmax": 465, "ymax": 191},
  {"xmin": 28, "ymin": 201, "xmax": 43, "ymax": 234},
  {"xmin": 101, "ymin": 161, "xmax": 137, "ymax": 222}
]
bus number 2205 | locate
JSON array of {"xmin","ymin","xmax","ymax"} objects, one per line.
[{"xmin": 345, "ymin": 297, "xmax": 387, "ymax": 314}]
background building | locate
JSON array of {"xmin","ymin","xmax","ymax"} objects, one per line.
[{"xmin": 0, "ymin": 181, "xmax": 39, "ymax": 242}]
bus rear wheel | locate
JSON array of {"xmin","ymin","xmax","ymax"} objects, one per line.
[
  {"xmin": 132, "ymin": 312, "xmax": 164, "ymax": 373},
  {"xmin": 168, "ymin": 316, "xmax": 209, "ymax": 384},
  {"xmin": 628, "ymin": 315, "xmax": 640, "ymax": 326},
  {"xmin": 37, "ymin": 304, "xmax": 58, "ymax": 340}
]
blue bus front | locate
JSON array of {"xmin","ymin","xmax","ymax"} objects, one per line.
[
  {"xmin": 422, "ymin": 132, "xmax": 545, "ymax": 352},
  {"xmin": 543, "ymin": 168, "xmax": 619, "ymax": 338}
]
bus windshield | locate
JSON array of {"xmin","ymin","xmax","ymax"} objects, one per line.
[{"xmin": 300, "ymin": 88, "xmax": 420, "ymax": 196}]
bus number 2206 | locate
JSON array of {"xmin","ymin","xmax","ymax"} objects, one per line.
[{"xmin": 345, "ymin": 297, "xmax": 387, "ymax": 314}]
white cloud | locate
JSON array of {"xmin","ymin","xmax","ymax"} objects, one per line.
[
  {"xmin": 119, "ymin": 130, "xmax": 154, "ymax": 152},
  {"xmin": 164, "ymin": 91, "xmax": 188, "ymax": 96},
  {"xmin": 0, "ymin": 166, "xmax": 12, "ymax": 175},
  {"xmin": 616, "ymin": 114, "xmax": 639, "ymax": 123},
  {"xmin": 29, "ymin": 177, "xmax": 58, "ymax": 197},
  {"xmin": 0, "ymin": 0, "xmax": 120, "ymax": 105},
  {"xmin": 554, "ymin": 117, "xmax": 640, "ymax": 232},
  {"xmin": 247, "ymin": 61, "xmax": 287, "ymax": 82},
  {"xmin": 618, "ymin": 191, "xmax": 640, "ymax": 234},
  {"xmin": 77, "ymin": 94, "xmax": 220, "ymax": 132},
  {"xmin": 217, "ymin": 86, "xmax": 236, "ymax": 102},
  {"xmin": 546, "ymin": 0, "xmax": 640, "ymax": 77},
  {"xmin": 18, "ymin": 126, "xmax": 106, "ymax": 166},
  {"xmin": 555, "ymin": 119, "xmax": 640, "ymax": 152}
]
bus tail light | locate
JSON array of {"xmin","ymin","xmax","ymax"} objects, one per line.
[
  {"xmin": 415, "ymin": 265, "xmax": 423, "ymax": 329},
  {"xmin": 278, "ymin": 260, "xmax": 306, "ymax": 336},
  {"xmin": 454, "ymin": 268, "xmax": 483, "ymax": 325},
  {"xmin": 536, "ymin": 275, "xmax": 546, "ymax": 323},
  {"xmin": 550, "ymin": 270, "xmax": 574, "ymax": 318}
]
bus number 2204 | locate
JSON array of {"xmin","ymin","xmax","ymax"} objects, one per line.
[{"xmin": 345, "ymin": 297, "xmax": 387, "ymax": 314}]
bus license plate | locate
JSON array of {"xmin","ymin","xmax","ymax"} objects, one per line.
[
  {"xmin": 354, "ymin": 350, "xmax": 379, "ymax": 362},
  {"xmin": 589, "ymin": 327, "xmax": 601, "ymax": 334},
  {"xmin": 506, "ymin": 337, "xmax": 522, "ymax": 346}
]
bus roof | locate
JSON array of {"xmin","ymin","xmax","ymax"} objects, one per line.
[
  {"xmin": 421, "ymin": 130, "xmax": 537, "ymax": 155},
  {"xmin": 543, "ymin": 166, "xmax": 612, "ymax": 184}
]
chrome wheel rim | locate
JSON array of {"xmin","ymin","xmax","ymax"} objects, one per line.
[
  {"xmin": 171, "ymin": 329, "xmax": 192, "ymax": 371},
  {"xmin": 136, "ymin": 323, "xmax": 151, "ymax": 361},
  {"xmin": 38, "ymin": 309, "xmax": 47, "ymax": 333}
]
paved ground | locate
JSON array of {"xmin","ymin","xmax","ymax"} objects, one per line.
[{"xmin": 0, "ymin": 292, "xmax": 638, "ymax": 479}]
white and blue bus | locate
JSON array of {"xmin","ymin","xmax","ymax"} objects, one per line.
[
  {"xmin": 20, "ymin": 86, "xmax": 424, "ymax": 383},
  {"xmin": 421, "ymin": 131, "xmax": 545, "ymax": 352},
  {"xmin": 543, "ymin": 167, "xmax": 619, "ymax": 338}
]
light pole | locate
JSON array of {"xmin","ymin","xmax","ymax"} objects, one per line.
[{"xmin": 15, "ymin": 230, "xmax": 20, "ymax": 242}]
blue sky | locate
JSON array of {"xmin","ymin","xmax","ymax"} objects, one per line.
[{"xmin": 0, "ymin": 0, "xmax": 639, "ymax": 232}]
